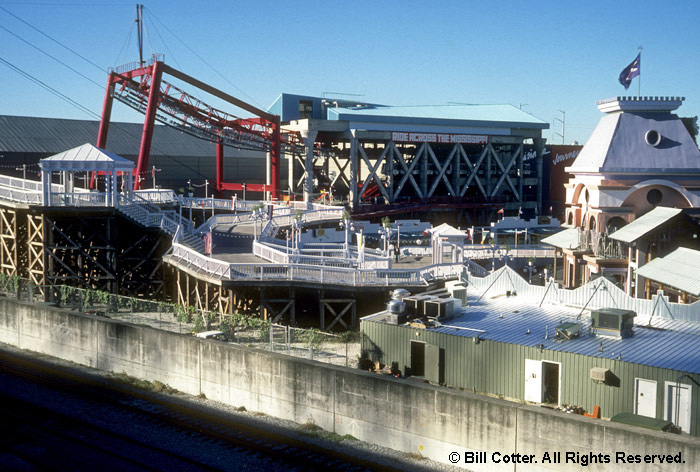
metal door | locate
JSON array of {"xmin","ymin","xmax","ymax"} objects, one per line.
[
  {"xmin": 665, "ymin": 382, "xmax": 692, "ymax": 433},
  {"xmin": 425, "ymin": 343, "xmax": 440, "ymax": 384},
  {"xmin": 634, "ymin": 378, "xmax": 657, "ymax": 417},
  {"xmin": 524, "ymin": 359, "xmax": 542, "ymax": 403}
]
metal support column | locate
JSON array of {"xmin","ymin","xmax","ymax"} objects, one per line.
[
  {"xmin": 216, "ymin": 139, "xmax": 224, "ymax": 194},
  {"xmin": 302, "ymin": 129, "xmax": 318, "ymax": 209},
  {"xmin": 349, "ymin": 134, "xmax": 359, "ymax": 208},
  {"xmin": 134, "ymin": 61, "xmax": 164, "ymax": 190},
  {"xmin": 534, "ymin": 137, "xmax": 545, "ymax": 215}
]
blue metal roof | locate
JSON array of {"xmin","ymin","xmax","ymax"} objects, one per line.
[
  {"xmin": 429, "ymin": 296, "xmax": 700, "ymax": 374},
  {"xmin": 327, "ymin": 104, "xmax": 549, "ymax": 130}
]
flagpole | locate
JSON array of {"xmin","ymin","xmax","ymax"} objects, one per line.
[{"xmin": 637, "ymin": 46, "xmax": 643, "ymax": 98}]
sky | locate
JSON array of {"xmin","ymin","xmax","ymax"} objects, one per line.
[{"xmin": 1, "ymin": 0, "xmax": 699, "ymax": 145}]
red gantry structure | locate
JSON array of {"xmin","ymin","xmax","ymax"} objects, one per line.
[{"xmin": 96, "ymin": 55, "xmax": 282, "ymax": 197}]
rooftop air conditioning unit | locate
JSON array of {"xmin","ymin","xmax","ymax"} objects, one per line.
[{"xmin": 591, "ymin": 308, "xmax": 635, "ymax": 339}]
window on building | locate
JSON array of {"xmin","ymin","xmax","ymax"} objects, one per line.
[
  {"xmin": 299, "ymin": 100, "xmax": 313, "ymax": 120},
  {"xmin": 646, "ymin": 189, "xmax": 662, "ymax": 206}
]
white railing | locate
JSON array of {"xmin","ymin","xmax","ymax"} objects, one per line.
[
  {"xmin": 167, "ymin": 242, "xmax": 465, "ymax": 287},
  {"xmin": 117, "ymin": 193, "xmax": 194, "ymax": 237},
  {"xmin": 50, "ymin": 192, "xmax": 109, "ymax": 207},
  {"xmin": 0, "ymin": 175, "xmax": 43, "ymax": 192},
  {"xmin": 0, "ymin": 186, "xmax": 42, "ymax": 204},
  {"xmin": 135, "ymin": 189, "xmax": 178, "ymax": 203},
  {"xmin": 462, "ymin": 244, "xmax": 555, "ymax": 260}
]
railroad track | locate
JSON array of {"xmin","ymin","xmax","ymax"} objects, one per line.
[{"xmin": 0, "ymin": 348, "xmax": 431, "ymax": 472}]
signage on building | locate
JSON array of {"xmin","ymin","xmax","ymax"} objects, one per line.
[{"xmin": 391, "ymin": 132, "xmax": 489, "ymax": 144}]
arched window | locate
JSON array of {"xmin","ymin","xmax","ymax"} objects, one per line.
[
  {"xmin": 588, "ymin": 216, "xmax": 596, "ymax": 231},
  {"xmin": 567, "ymin": 212, "xmax": 574, "ymax": 226},
  {"xmin": 606, "ymin": 217, "xmax": 626, "ymax": 233}
]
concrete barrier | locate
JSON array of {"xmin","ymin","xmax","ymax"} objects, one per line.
[{"xmin": 0, "ymin": 297, "xmax": 698, "ymax": 471}]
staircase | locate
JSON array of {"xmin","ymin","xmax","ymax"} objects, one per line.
[{"xmin": 117, "ymin": 193, "xmax": 205, "ymax": 253}]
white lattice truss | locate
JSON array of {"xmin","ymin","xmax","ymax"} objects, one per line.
[{"xmin": 289, "ymin": 140, "xmax": 529, "ymax": 204}]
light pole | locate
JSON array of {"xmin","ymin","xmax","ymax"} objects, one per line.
[
  {"xmin": 15, "ymin": 164, "xmax": 26, "ymax": 188},
  {"xmin": 252, "ymin": 207, "xmax": 266, "ymax": 241},
  {"xmin": 339, "ymin": 216, "xmax": 352, "ymax": 259},
  {"xmin": 523, "ymin": 258, "xmax": 537, "ymax": 284},
  {"xmin": 488, "ymin": 244, "xmax": 501, "ymax": 273},
  {"xmin": 151, "ymin": 165, "xmax": 161, "ymax": 189},
  {"xmin": 204, "ymin": 179, "xmax": 209, "ymax": 199},
  {"xmin": 291, "ymin": 215, "xmax": 303, "ymax": 253}
]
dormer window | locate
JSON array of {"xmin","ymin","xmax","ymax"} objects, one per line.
[{"xmin": 645, "ymin": 129, "xmax": 661, "ymax": 147}]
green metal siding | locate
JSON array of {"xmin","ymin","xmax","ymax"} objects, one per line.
[{"xmin": 361, "ymin": 319, "xmax": 700, "ymax": 436}]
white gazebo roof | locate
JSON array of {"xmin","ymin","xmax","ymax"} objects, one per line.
[
  {"xmin": 429, "ymin": 223, "xmax": 468, "ymax": 239},
  {"xmin": 39, "ymin": 143, "xmax": 134, "ymax": 172}
]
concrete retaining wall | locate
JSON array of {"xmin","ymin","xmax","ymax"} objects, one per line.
[{"xmin": 1, "ymin": 298, "xmax": 698, "ymax": 471}]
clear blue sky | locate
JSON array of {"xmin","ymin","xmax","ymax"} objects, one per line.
[{"xmin": 1, "ymin": 0, "xmax": 699, "ymax": 145}]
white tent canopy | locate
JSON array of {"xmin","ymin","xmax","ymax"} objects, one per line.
[{"xmin": 39, "ymin": 143, "xmax": 134, "ymax": 207}]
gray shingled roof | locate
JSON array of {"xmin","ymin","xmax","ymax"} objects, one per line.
[
  {"xmin": 608, "ymin": 207, "xmax": 682, "ymax": 243},
  {"xmin": 637, "ymin": 247, "xmax": 700, "ymax": 297}
]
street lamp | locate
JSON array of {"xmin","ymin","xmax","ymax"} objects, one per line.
[
  {"xmin": 523, "ymin": 258, "xmax": 538, "ymax": 284},
  {"xmin": 291, "ymin": 214, "xmax": 303, "ymax": 253},
  {"xmin": 339, "ymin": 216, "xmax": 353, "ymax": 259},
  {"xmin": 488, "ymin": 244, "xmax": 501, "ymax": 273}
]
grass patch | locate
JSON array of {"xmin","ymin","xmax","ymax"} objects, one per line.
[
  {"xmin": 111, "ymin": 372, "xmax": 177, "ymax": 394},
  {"xmin": 404, "ymin": 452, "xmax": 426, "ymax": 461},
  {"xmin": 298, "ymin": 423, "xmax": 358, "ymax": 443}
]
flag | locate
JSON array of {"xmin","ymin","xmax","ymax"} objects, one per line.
[{"xmin": 618, "ymin": 53, "xmax": 640, "ymax": 90}]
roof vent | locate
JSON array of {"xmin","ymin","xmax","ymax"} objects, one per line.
[
  {"xmin": 645, "ymin": 129, "xmax": 662, "ymax": 147},
  {"xmin": 555, "ymin": 322, "xmax": 583, "ymax": 341}
]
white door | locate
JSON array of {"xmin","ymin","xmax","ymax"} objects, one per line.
[
  {"xmin": 665, "ymin": 382, "xmax": 692, "ymax": 433},
  {"xmin": 524, "ymin": 359, "xmax": 542, "ymax": 403},
  {"xmin": 634, "ymin": 379, "xmax": 657, "ymax": 418}
]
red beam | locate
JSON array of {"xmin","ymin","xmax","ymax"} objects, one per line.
[
  {"xmin": 161, "ymin": 63, "xmax": 276, "ymax": 122},
  {"xmin": 270, "ymin": 115, "xmax": 281, "ymax": 199},
  {"xmin": 219, "ymin": 182, "xmax": 268, "ymax": 192},
  {"xmin": 93, "ymin": 72, "xmax": 117, "ymax": 189},
  {"xmin": 216, "ymin": 140, "xmax": 224, "ymax": 194},
  {"xmin": 134, "ymin": 61, "xmax": 163, "ymax": 190}
]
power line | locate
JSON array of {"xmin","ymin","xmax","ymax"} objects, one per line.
[
  {"xmin": 145, "ymin": 6, "xmax": 266, "ymax": 110},
  {"xmin": 0, "ymin": 24, "xmax": 103, "ymax": 89},
  {"xmin": 0, "ymin": 56, "xmax": 101, "ymax": 119},
  {"xmin": 0, "ymin": 5, "xmax": 106, "ymax": 73}
]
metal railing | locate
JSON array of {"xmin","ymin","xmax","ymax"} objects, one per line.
[{"xmin": 167, "ymin": 242, "xmax": 465, "ymax": 287}]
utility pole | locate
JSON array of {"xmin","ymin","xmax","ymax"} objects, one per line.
[{"xmin": 554, "ymin": 109, "xmax": 566, "ymax": 144}]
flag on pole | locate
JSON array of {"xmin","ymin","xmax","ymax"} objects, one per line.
[{"xmin": 618, "ymin": 53, "xmax": 640, "ymax": 90}]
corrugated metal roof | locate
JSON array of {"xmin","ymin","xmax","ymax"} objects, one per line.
[
  {"xmin": 0, "ymin": 115, "xmax": 221, "ymax": 157},
  {"xmin": 637, "ymin": 247, "xmax": 700, "ymax": 297},
  {"xmin": 428, "ymin": 295, "xmax": 700, "ymax": 374},
  {"xmin": 608, "ymin": 206, "xmax": 682, "ymax": 243},
  {"xmin": 327, "ymin": 104, "xmax": 548, "ymax": 129},
  {"xmin": 567, "ymin": 110, "xmax": 700, "ymax": 175},
  {"xmin": 541, "ymin": 227, "xmax": 579, "ymax": 249}
]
